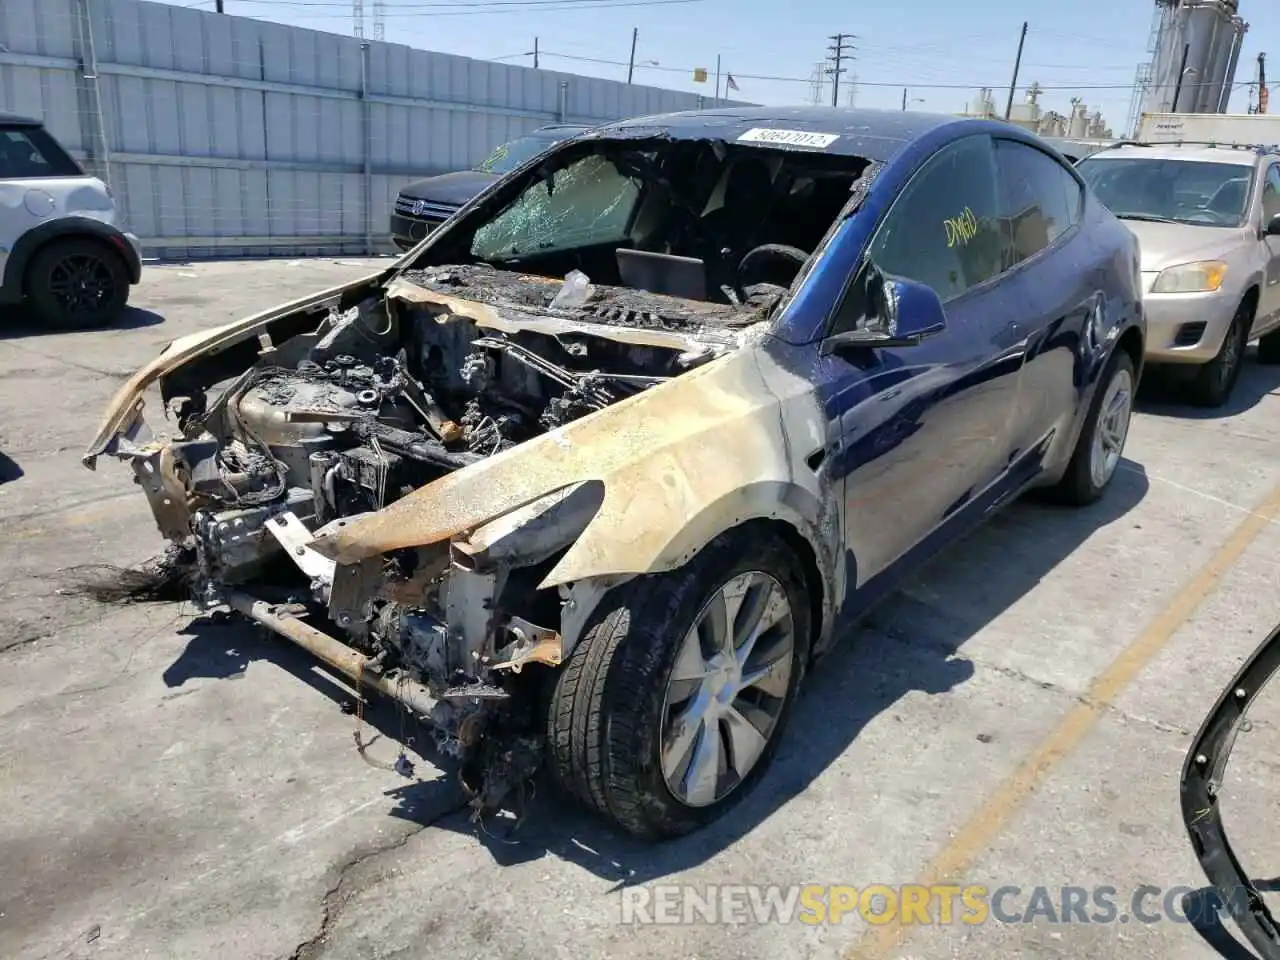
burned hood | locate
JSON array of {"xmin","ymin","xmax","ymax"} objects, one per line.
[
  {"xmin": 82, "ymin": 269, "xmax": 389, "ymax": 467},
  {"xmin": 309, "ymin": 334, "xmax": 837, "ymax": 592}
]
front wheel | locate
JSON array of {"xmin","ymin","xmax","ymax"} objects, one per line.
[
  {"xmin": 547, "ymin": 526, "xmax": 812, "ymax": 839},
  {"xmin": 1187, "ymin": 300, "xmax": 1251, "ymax": 407},
  {"xmin": 1052, "ymin": 349, "xmax": 1136, "ymax": 506}
]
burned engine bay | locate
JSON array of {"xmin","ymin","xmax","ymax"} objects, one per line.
[
  {"xmin": 106, "ymin": 131, "xmax": 871, "ymax": 819},
  {"xmin": 137, "ymin": 260, "xmax": 786, "ymax": 815}
]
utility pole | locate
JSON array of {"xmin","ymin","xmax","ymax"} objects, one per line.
[
  {"xmin": 827, "ymin": 33, "xmax": 856, "ymax": 108},
  {"xmin": 627, "ymin": 27, "xmax": 638, "ymax": 84},
  {"xmin": 714, "ymin": 54, "xmax": 721, "ymax": 106},
  {"xmin": 902, "ymin": 87, "xmax": 907, "ymax": 110},
  {"xmin": 534, "ymin": 37, "xmax": 539, "ymax": 69},
  {"xmin": 1003, "ymin": 21, "xmax": 1028, "ymax": 120}
]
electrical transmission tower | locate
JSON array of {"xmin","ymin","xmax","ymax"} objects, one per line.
[
  {"xmin": 373, "ymin": 0, "xmax": 385, "ymax": 40},
  {"xmin": 808, "ymin": 61, "xmax": 828, "ymax": 105},
  {"xmin": 826, "ymin": 33, "xmax": 857, "ymax": 108},
  {"xmin": 352, "ymin": 0, "xmax": 364, "ymax": 38}
]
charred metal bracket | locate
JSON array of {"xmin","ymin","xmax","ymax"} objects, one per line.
[
  {"xmin": 131, "ymin": 444, "xmax": 195, "ymax": 539},
  {"xmin": 1181, "ymin": 619, "xmax": 1280, "ymax": 960},
  {"xmin": 265, "ymin": 510, "xmax": 338, "ymax": 583},
  {"xmin": 328, "ymin": 556, "xmax": 383, "ymax": 640},
  {"xmin": 491, "ymin": 616, "xmax": 562, "ymax": 672}
]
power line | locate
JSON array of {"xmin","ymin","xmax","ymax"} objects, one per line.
[{"xmin": 526, "ymin": 50, "xmax": 1253, "ymax": 92}]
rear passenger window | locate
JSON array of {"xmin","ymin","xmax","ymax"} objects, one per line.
[
  {"xmin": 994, "ymin": 139, "xmax": 1084, "ymax": 266},
  {"xmin": 865, "ymin": 134, "xmax": 1004, "ymax": 304}
]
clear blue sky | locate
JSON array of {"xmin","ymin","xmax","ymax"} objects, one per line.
[{"xmin": 163, "ymin": 0, "xmax": 1278, "ymax": 132}]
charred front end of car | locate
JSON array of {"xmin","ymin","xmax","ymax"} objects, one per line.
[
  {"xmin": 83, "ymin": 112, "xmax": 866, "ymax": 829},
  {"xmin": 100, "ymin": 272, "xmax": 750, "ymax": 812}
]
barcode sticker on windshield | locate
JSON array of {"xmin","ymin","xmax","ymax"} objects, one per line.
[{"xmin": 737, "ymin": 128, "xmax": 840, "ymax": 149}]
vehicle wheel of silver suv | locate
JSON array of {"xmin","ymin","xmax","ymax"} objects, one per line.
[
  {"xmin": 27, "ymin": 237, "xmax": 130, "ymax": 329},
  {"xmin": 1188, "ymin": 298, "xmax": 1251, "ymax": 407}
]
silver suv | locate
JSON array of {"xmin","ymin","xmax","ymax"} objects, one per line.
[
  {"xmin": 1077, "ymin": 142, "xmax": 1280, "ymax": 406},
  {"xmin": 0, "ymin": 112, "xmax": 142, "ymax": 329}
]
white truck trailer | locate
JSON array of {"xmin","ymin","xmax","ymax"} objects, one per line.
[{"xmin": 1137, "ymin": 112, "xmax": 1280, "ymax": 145}]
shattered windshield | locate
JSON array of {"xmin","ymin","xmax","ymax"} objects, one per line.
[
  {"xmin": 473, "ymin": 135, "xmax": 561, "ymax": 176},
  {"xmin": 1077, "ymin": 157, "xmax": 1254, "ymax": 227},
  {"xmin": 470, "ymin": 154, "xmax": 642, "ymax": 261}
]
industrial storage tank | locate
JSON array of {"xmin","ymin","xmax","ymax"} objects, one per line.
[{"xmin": 1140, "ymin": 0, "xmax": 1248, "ymax": 115}]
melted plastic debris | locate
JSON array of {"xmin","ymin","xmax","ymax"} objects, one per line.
[
  {"xmin": 57, "ymin": 545, "xmax": 196, "ymax": 604},
  {"xmin": 400, "ymin": 263, "xmax": 785, "ymax": 330}
]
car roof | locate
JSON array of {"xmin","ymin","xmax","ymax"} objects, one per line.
[
  {"xmin": 1081, "ymin": 142, "xmax": 1265, "ymax": 166},
  {"xmin": 0, "ymin": 111, "xmax": 42, "ymax": 128},
  {"xmin": 591, "ymin": 105, "xmax": 965, "ymax": 163},
  {"xmin": 530, "ymin": 124, "xmax": 590, "ymax": 138}
]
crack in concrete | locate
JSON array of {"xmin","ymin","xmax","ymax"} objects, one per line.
[{"xmin": 282, "ymin": 797, "xmax": 471, "ymax": 960}]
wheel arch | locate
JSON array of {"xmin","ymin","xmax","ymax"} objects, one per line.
[
  {"xmin": 550, "ymin": 482, "xmax": 840, "ymax": 665},
  {"xmin": 5, "ymin": 218, "xmax": 142, "ymax": 299},
  {"xmin": 1116, "ymin": 322, "xmax": 1145, "ymax": 385}
]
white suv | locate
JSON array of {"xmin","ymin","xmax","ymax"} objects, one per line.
[{"xmin": 0, "ymin": 112, "xmax": 142, "ymax": 328}]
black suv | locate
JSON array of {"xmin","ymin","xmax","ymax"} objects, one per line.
[{"xmin": 390, "ymin": 124, "xmax": 588, "ymax": 251}]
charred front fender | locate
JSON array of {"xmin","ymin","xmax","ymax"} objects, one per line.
[
  {"xmin": 82, "ymin": 270, "xmax": 389, "ymax": 468},
  {"xmin": 309, "ymin": 339, "xmax": 842, "ymax": 638},
  {"xmin": 1182, "ymin": 618, "xmax": 1280, "ymax": 959}
]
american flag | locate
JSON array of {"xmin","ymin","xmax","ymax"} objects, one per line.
[{"xmin": 726, "ymin": 74, "xmax": 740, "ymax": 92}]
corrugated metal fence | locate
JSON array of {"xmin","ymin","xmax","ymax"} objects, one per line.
[{"xmin": 0, "ymin": 0, "xmax": 744, "ymax": 258}]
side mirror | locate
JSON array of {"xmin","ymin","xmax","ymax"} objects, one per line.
[
  {"xmin": 822, "ymin": 271, "xmax": 948, "ymax": 355},
  {"xmin": 1266, "ymin": 213, "xmax": 1280, "ymax": 237}
]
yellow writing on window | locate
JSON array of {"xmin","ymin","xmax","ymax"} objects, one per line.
[{"xmin": 944, "ymin": 207, "xmax": 979, "ymax": 248}]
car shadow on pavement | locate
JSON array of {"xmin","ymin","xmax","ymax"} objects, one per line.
[
  {"xmin": 0, "ymin": 305, "xmax": 165, "ymax": 339},
  {"xmin": 165, "ymin": 613, "xmax": 435, "ymax": 756},
  {"xmin": 386, "ymin": 460, "xmax": 1154, "ymax": 883},
  {"xmin": 1137, "ymin": 351, "xmax": 1280, "ymax": 420}
]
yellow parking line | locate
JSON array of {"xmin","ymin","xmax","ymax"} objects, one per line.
[{"xmin": 846, "ymin": 479, "xmax": 1280, "ymax": 960}]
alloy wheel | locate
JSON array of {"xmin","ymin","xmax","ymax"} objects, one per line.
[
  {"xmin": 659, "ymin": 570, "xmax": 796, "ymax": 808},
  {"xmin": 1089, "ymin": 366, "xmax": 1133, "ymax": 490},
  {"xmin": 48, "ymin": 253, "xmax": 115, "ymax": 319}
]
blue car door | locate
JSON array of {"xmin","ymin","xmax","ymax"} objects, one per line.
[
  {"xmin": 825, "ymin": 132, "xmax": 1026, "ymax": 587},
  {"xmin": 991, "ymin": 136, "xmax": 1096, "ymax": 467}
]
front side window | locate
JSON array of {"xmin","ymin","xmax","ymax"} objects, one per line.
[
  {"xmin": 1263, "ymin": 164, "xmax": 1280, "ymax": 224},
  {"xmin": 865, "ymin": 133, "xmax": 1004, "ymax": 304},
  {"xmin": 473, "ymin": 135, "xmax": 560, "ymax": 176},
  {"xmin": 0, "ymin": 127, "xmax": 80, "ymax": 179},
  {"xmin": 994, "ymin": 138, "xmax": 1084, "ymax": 265},
  {"xmin": 470, "ymin": 154, "xmax": 642, "ymax": 261},
  {"xmin": 1077, "ymin": 156, "xmax": 1255, "ymax": 227}
]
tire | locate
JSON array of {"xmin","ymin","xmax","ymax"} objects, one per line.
[
  {"xmin": 1052, "ymin": 349, "xmax": 1136, "ymax": 507},
  {"xmin": 1187, "ymin": 299, "xmax": 1251, "ymax": 407},
  {"xmin": 547, "ymin": 525, "xmax": 812, "ymax": 840},
  {"xmin": 1258, "ymin": 327, "xmax": 1280, "ymax": 365},
  {"xmin": 25, "ymin": 237, "xmax": 130, "ymax": 330}
]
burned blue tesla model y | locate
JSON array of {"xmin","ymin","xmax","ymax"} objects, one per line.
[{"xmin": 86, "ymin": 107, "xmax": 1146, "ymax": 839}]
